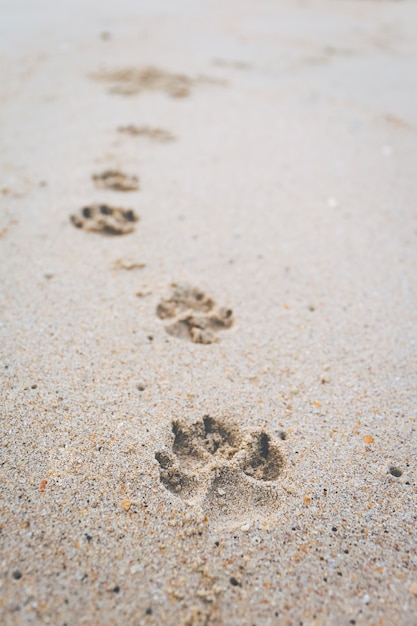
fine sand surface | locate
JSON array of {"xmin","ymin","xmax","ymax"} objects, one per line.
[{"xmin": 1, "ymin": 0, "xmax": 417, "ymax": 624}]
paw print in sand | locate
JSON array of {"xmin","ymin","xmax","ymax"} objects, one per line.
[
  {"xmin": 70, "ymin": 204, "xmax": 139, "ymax": 235},
  {"xmin": 155, "ymin": 417, "xmax": 285, "ymax": 520},
  {"xmin": 92, "ymin": 170, "xmax": 139, "ymax": 192},
  {"xmin": 156, "ymin": 284, "xmax": 233, "ymax": 344}
]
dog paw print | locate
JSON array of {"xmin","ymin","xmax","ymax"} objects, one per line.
[
  {"xmin": 156, "ymin": 284, "xmax": 233, "ymax": 344},
  {"xmin": 70, "ymin": 204, "xmax": 139, "ymax": 235},
  {"xmin": 92, "ymin": 66, "xmax": 195, "ymax": 98},
  {"xmin": 92, "ymin": 170, "xmax": 139, "ymax": 192},
  {"xmin": 155, "ymin": 417, "xmax": 285, "ymax": 516}
]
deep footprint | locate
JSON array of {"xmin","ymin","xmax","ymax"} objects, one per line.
[
  {"xmin": 156, "ymin": 284, "xmax": 233, "ymax": 344},
  {"xmin": 70, "ymin": 204, "xmax": 139, "ymax": 235},
  {"xmin": 155, "ymin": 417, "xmax": 285, "ymax": 507}
]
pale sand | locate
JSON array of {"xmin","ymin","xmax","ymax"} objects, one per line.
[{"xmin": 1, "ymin": 0, "xmax": 417, "ymax": 624}]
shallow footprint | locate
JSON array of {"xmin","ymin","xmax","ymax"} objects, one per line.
[
  {"xmin": 92, "ymin": 170, "xmax": 139, "ymax": 192},
  {"xmin": 92, "ymin": 66, "xmax": 193, "ymax": 98},
  {"xmin": 156, "ymin": 284, "xmax": 233, "ymax": 344},
  {"xmin": 70, "ymin": 204, "xmax": 139, "ymax": 235},
  {"xmin": 118, "ymin": 125, "xmax": 176, "ymax": 143}
]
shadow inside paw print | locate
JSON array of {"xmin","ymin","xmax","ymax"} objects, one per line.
[
  {"xmin": 156, "ymin": 284, "xmax": 233, "ymax": 344},
  {"xmin": 240, "ymin": 431, "xmax": 283, "ymax": 481},
  {"xmin": 155, "ymin": 417, "xmax": 285, "ymax": 512}
]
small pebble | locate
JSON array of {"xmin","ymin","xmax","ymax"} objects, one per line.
[
  {"xmin": 12, "ymin": 570, "xmax": 22, "ymax": 580},
  {"xmin": 389, "ymin": 466, "xmax": 402, "ymax": 478},
  {"xmin": 121, "ymin": 499, "xmax": 131, "ymax": 512}
]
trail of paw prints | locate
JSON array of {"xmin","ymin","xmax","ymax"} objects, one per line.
[
  {"xmin": 156, "ymin": 284, "xmax": 233, "ymax": 344},
  {"xmin": 70, "ymin": 204, "xmax": 139, "ymax": 235},
  {"xmin": 155, "ymin": 417, "xmax": 285, "ymax": 523}
]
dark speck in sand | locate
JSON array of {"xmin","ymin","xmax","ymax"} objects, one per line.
[{"xmin": 389, "ymin": 466, "xmax": 402, "ymax": 477}]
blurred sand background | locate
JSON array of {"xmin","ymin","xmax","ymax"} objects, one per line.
[{"xmin": 1, "ymin": 0, "xmax": 417, "ymax": 624}]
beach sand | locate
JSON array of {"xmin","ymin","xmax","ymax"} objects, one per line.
[{"xmin": 1, "ymin": 0, "xmax": 416, "ymax": 624}]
